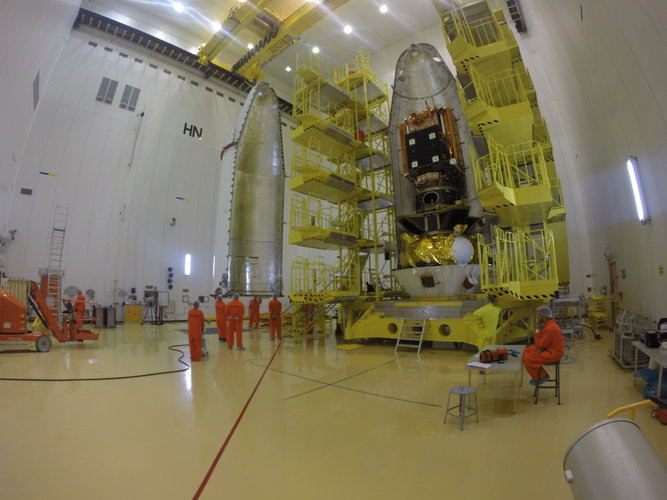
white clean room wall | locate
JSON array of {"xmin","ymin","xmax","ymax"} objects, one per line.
[
  {"xmin": 4, "ymin": 28, "xmax": 262, "ymax": 319},
  {"xmin": 0, "ymin": 0, "xmax": 81, "ymax": 260},
  {"xmin": 514, "ymin": 0, "xmax": 667, "ymax": 318},
  {"xmin": 3, "ymin": 20, "xmax": 329, "ymax": 319}
]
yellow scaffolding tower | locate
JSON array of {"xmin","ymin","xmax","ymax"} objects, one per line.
[
  {"xmin": 288, "ymin": 49, "xmax": 403, "ymax": 337},
  {"xmin": 435, "ymin": 0, "xmax": 569, "ymax": 339}
]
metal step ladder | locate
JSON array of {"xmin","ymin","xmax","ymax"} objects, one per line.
[
  {"xmin": 395, "ymin": 318, "xmax": 427, "ymax": 354},
  {"xmin": 46, "ymin": 206, "xmax": 69, "ymax": 322}
]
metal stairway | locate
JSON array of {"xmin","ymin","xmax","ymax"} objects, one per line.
[
  {"xmin": 46, "ymin": 206, "xmax": 69, "ymax": 322},
  {"xmin": 288, "ymin": 302, "xmax": 336, "ymax": 337},
  {"xmin": 395, "ymin": 319, "xmax": 427, "ymax": 354}
]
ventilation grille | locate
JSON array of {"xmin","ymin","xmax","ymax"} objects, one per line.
[
  {"xmin": 119, "ymin": 85, "xmax": 140, "ymax": 111},
  {"xmin": 96, "ymin": 77, "xmax": 118, "ymax": 104}
]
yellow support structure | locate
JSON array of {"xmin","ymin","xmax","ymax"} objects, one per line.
[
  {"xmin": 197, "ymin": 1, "xmax": 350, "ymax": 81},
  {"xmin": 288, "ymin": 49, "xmax": 402, "ymax": 336},
  {"xmin": 438, "ymin": 0, "xmax": 518, "ymax": 74},
  {"xmin": 233, "ymin": 0, "xmax": 351, "ymax": 82},
  {"xmin": 197, "ymin": 0, "xmax": 278, "ymax": 67},
  {"xmin": 471, "ymin": 137, "xmax": 553, "ymax": 226},
  {"xmin": 436, "ymin": 0, "xmax": 570, "ymax": 323},
  {"xmin": 478, "ymin": 227, "xmax": 558, "ymax": 300},
  {"xmin": 290, "ymin": 140, "xmax": 368, "ymax": 203}
]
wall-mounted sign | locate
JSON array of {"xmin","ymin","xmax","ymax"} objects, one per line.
[{"xmin": 183, "ymin": 122, "xmax": 202, "ymax": 139}]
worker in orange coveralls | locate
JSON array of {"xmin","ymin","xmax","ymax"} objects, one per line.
[
  {"xmin": 226, "ymin": 294, "xmax": 245, "ymax": 351},
  {"xmin": 74, "ymin": 291, "xmax": 86, "ymax": 328},
  {"xmin": 268, "ymin": 295, "xmax": 282, "ymax": 341},
  {"xmin": 215, "ymin": 295, "xmax": 227, "ymax": 343},
  {"xmin": 523, "ymin": 306, "xmax": 564, "ymax": 385},
  {"xmin": 248, "ymin": 296, "xmax": 262, "ymax": 328},
  {"xmin": 188, "ymin": 301, "xmax": 205, "ymax": 362}
]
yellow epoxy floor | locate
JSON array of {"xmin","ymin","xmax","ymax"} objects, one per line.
[{"xmin": 1, "ymin": 323, "xmax": 665, "ymax": 499}]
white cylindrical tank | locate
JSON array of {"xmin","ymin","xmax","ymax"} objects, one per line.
[{"xmin": 563, "ymin": 418, "xmax": 667, "ymax": 499}]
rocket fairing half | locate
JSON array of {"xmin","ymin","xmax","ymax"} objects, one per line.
[
  {"xmin": 388, "ymin": 43, "xmax": 482, "ymax": 225},
  {"xmin": 214, "ymin": 82, "xmax": 285, "ymax": 296},
  {"xmin": 388, "ymin": 43, "xmax": 486, "ymax": 297}
]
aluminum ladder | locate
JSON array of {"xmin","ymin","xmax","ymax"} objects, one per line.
[
  {"xmin": 46, "ymin": 206, "xmax": 69, "ymax": 322},
  {"xmin": 395, "ymin": 318, "xmax": 427, "ymax": 354}
]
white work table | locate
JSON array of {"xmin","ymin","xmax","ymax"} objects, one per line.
[
  {"xmin": 632, "ymin": 340, "xmax": 667, "ymax": 397},
  {"xmin": 465, "ymin": 344, "xmax": 526, "ymax": 413}
]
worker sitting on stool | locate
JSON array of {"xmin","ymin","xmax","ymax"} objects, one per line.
[{"xmin": 523, "ymin": 306, "xmax": 564, "ymax": 386}]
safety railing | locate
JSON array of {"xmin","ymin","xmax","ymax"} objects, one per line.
[
  {"xmin": 360, "ymin": 259, "xmax": 402, "ymax": 296},
  {"xmin": 333, "ymin": 201, "xmax": 359, "ymax": 235},
  {"xmin": 360, "ymin": 158, "xmax": 392, "ymax": 196},
  {"xmin": 550, "ymin": 180, "xmax": 566, "ymax": 213},
  {"xmin": 327, "ymin": 104, "xmax": 354, "ymax": 135},
  {"xmin": 291, "ymin": 257, "xmax": 329, "ymax": 296},
  {"xmin": 473, "ymin": 137, "xmax": 550, "ymax": 191},
  {"xmin": 334, "ymin": 48, "xmax": 378, "ymax": 89},
  {"xmin": 607, "ymin": 400, "xmax": 658, "ymax": 421},
  {"xmin": 478, "ymin": 227, "xmax": 558, "ymax": 290},
  {"xmin": 291, "ymin": 139, "xmax": 358, "ymax": 184},
  {"xmin": 289, "ymin": 196, "xmax": 358, "ymax": 236},
  {"xmin": 463, "ymin": 65, "xmax": 527, "ymax": 109},
  {"xmin": 359, "ymin": 204, "xmax": 394, "ymax": 242},
  {"xmin": 290, "ymin": 256, "xmax": 360, "ymax": 297},
  {"xmin": 295, "ymin": 50, "xmax": 322, "ymax": 78},
  {"xmin": 441, "ymin": 0, "xmax": 511, "ymax": 48},
  {"xmin": 292, "ymin": 70, "xmax": 322, "ymax": 127},
  {"xmin": 335, "ymin": 249, "xmax": 361, "ymax": 293},
  {"xmin": 514, "ymin": 60, "xmax": 535, "ymax": 95},
  {"xmin": 293, "ymin": 54, "xmax": 357, "ymax": 141},
  {"xmin": 533, "ymin": 119, "xmax": 551, "ymax": 144}
]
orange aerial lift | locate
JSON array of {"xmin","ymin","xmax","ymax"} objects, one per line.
[{"xmin": 0, "ymin": 281, "xmax": 100, "ymax": 352}]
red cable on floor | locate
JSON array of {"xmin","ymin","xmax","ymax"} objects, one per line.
[{"xmin": 193, "ymin": 342, "xmax": 283, "ymax": 500}]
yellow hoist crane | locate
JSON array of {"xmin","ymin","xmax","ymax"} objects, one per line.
[{"xmin": 198, "ymin": 0, "xmax": 351, "ymax": 82}]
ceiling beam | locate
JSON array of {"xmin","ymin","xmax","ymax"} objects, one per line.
[
  {"xmin": 232, "ymin": 0, "xmax": 351, "ymax": 82},
  {"xmin": 197, "ymin": 0, "xmax": 280, "ymax": 68}
]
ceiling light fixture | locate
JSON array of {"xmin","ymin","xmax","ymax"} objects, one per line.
[
  {"xmin": 211, "ymin": 22, "xmax": 222, "ymax": 32},
  {"xmin": 626, "ymin": 156, "xmax": 649, "ymax": 223},
  {"xmin": 312, "ymin": 46, "xmax": 320, "ymax": 54},
  {"xmin": 380, "ymin": 4, "xmax": 388, "ymax": 14},
  {"xmin": 285, "ymin": 66, "xmax": 292, "ymax": 72},
  {"xmin": 173, "ymin": 2, "xmax": 184, "ymax": 13},
  {"xmin": 247, "ymin": 42, "xmax": 254, "ymax": 49},
  {"xmin": 344, "ymin": 25, "xmax": 352, "ymax": 34}
]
